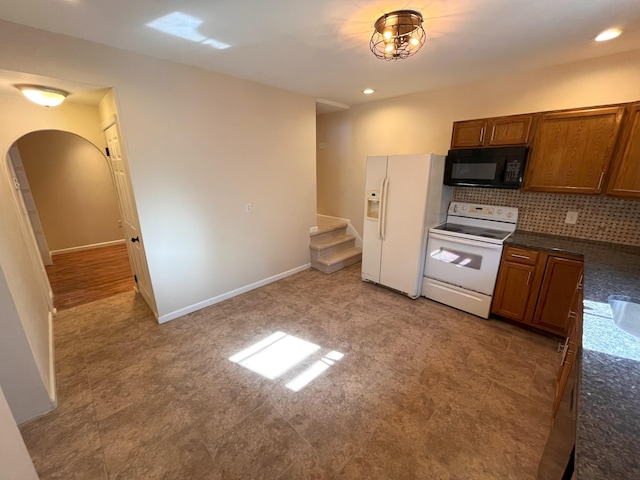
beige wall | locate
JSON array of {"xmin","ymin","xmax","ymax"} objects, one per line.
[
  {"xmin": 0, "ymin": 387, "xmax": 39, "ymax": 478},
  {"xmin": 0, "ymin": 19, "xmax": 316, "ymax": 328},
  {"xmin": 317, "ymin": 49, "xmax": 640, "ymax": 235},
  {"xmin": 0, "ymin": 266, "xmax": 52, "ymax": 424},
  {"xmin": 17, "ymin": 130, "xmax": 123, "ymax": 251}
]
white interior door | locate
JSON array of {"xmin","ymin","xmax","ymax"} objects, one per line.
[
  {"xmin": 4, "ymin": 153, "xmax": 54, "ymax": 313},
  {"xmin": 8, "ymin": 146, "xmax": 52, "ymax": 266},
  {"xmin": 104, "ymin": 122, "xmax": 157, "ymax": 315}
]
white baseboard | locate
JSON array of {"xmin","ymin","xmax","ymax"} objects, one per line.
[
  {"xmin": 50, "ymin": 239, "xmax": 125, "ymax": 256},
  {"xmin": 316, "ymin": 214, "xmax": 363, "ymax": 248},
  {"xmin": 157, "ymin": 263, "xmax": 311, "ymax": 324}
]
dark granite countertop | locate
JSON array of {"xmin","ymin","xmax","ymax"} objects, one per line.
[{"xmin": 505, "ymin": 231, "xmax": 640, "ymax": 479}]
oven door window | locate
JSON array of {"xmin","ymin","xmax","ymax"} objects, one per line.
[
  {"xmin": 424, "ymin": 235, "xmax": 503, "ymax": 296},
  {"xmin": 430, "ymin": 247, "xmax": 482, "ymax": 270}
]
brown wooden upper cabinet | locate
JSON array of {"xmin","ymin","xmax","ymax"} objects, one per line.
[
  {"xmin": 451, "ymin": 114, "xmax": 533, "ymax": 149},
  {"xmin": 523, "ymin": 106, "xmax": 625, "ymax": 194},
  {"xmin": 606, "ymin": 102, "xmax": 640, "ymax": 198}
]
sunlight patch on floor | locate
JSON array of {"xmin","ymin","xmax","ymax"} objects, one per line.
[{"xmin": 229, "ymin": 332, "xmax": 343, "ymax": 390}]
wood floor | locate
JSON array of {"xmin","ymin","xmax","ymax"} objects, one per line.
[{"xmin": 46, "ymin": 243, "xmax": 135, "ymax": 310}]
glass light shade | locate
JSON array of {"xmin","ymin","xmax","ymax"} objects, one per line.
[
  {"xmin": 595, "ymin": 28, "xmax": 622, "ymax": 42},
  {"xmin": 370, "ymin": 10, "xmax": 426, "ymax": 60},
  {"xmin": 16, "ymin": 85, "xmax": 68, "ymax": 107}
]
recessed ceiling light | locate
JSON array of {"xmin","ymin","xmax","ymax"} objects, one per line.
[
  {"xmin": 363, "ymin": 88, "xmax": 375, "ymax": 95},
  {"xmin": 595, "ymin": 28, "xmax": 622, "ymax": 42}
]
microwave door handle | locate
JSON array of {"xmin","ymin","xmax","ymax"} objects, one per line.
[
  {"xmin": 429, "ymin": 232, "xmax": 504, "ymax": 249},
  {"xmin": 380, "ymin": 176, "xmax": 389, "ymax": 241}
]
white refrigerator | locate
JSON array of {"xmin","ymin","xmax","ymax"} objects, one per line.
[{"xmin": 361, "ymin": 153, "xmax": 451, "ymax": 298}]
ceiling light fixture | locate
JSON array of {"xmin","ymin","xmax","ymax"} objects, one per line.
[
  {"xmin": 595, "ymin": 28, "xmax": 622, "ymax": 42},
  {"xmin": 15, "ymin": 84, "xmax": 69, "ymax": 107},
  {"xmin": 362, "ymin": 88, "xmax": 375, "ymax": 95},
  {"xmin": 370, "ymin": 10, "xmax": 426, "ymax": 60}
]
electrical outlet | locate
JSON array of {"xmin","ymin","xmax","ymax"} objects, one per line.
[
  {"xmin": 310, "ymin": 226, "xmax": 319, "ymax": 234},
  {"xmin": 565, "ymin": 211, "xmax": 578, "ymax": 224},
  {"xmin": 245, "ymin": 203, "xmax": 252, "ymax": 213}
]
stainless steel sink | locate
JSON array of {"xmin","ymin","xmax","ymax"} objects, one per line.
[{"xmin": 609, "ymin": 296, "xmax": 640, "ymax": 339}]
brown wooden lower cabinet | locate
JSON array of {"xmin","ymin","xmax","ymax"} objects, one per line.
[
  {"xmin": 552, "ymin": 273, "xmax": 583, "ymax": 417},
  {"xmin": 492, "ymin": 261, "xmax": 536, "ymax": 320},
  {"xmin": 493, "ymin": 245, "xmax": 584, "ymax": 419},
  {"xmin": 532, "ymin": 256, "xmax": 584, "ymax": 335},
  {"xmin": 491, "ymin": 245, "xmax": 583, "ymax": 336}
]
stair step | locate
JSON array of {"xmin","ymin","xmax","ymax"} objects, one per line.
[
  {"xmin": 311, "ymin": 218, "xmax": 348, "ymax": 237},
  {"xmin": 311, "ymin": 246, "xmax": 362, "ymax": 274},
  {"xmin": 310, "ymin": 234, "xmax": 355, "ymax": 251}
]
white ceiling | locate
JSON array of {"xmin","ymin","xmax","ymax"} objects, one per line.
[{"xmin": 1, "ymin": 0, "xmax": 639, "ymax": 112}]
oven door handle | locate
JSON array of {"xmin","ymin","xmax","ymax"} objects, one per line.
[{"xmin": 428, "ymin": 232, "xmax": 504, "ymax": 250}]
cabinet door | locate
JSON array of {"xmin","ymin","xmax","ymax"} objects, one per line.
[
  {"xmin": 552, "ymin": 321, "xmax": 577, "ymax": 417},
  {"xmin": 451, "ymin": 120, "xmax": 488, "ymax": 148},
  {"xmin": 553, "ymin": 271, "xmax": 583, "ymax": 417},
  {"xmin": 607, "ymin": 102, "xmax": 640, "ymax": 198},
  {"xmin": 524, "ymin": 106, "xmax": 624, "ymax": 193},
  {"xmin": 487, "ymin": 115, "xmax": 533, "ymax": 146},
  {"xmin": 491, "ymin": 261, "xmax": 536, "ymax": 321},
  {"xmin": 532, "ymin": 257, "xmax": 584, "ymax": 335}
]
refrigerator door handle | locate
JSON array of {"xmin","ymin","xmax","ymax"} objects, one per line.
[
  {"xmin": 380, "ymin": 176, "xmax": 389, "ymax": 241},
  {"xmin": 378, "ymin": 177, "xmax": 387, "ymax": 240},
  {"xmin": 377, "ymin": 177, "xmax": 385, "ymax": 240}
]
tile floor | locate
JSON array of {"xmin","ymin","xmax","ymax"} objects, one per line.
[{"xmin": 20, "ymin": 264, "xmax": 561, "ymax": 479}]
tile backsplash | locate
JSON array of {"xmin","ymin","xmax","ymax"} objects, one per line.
[{"xmin": 452, "ymin": 188, "xmax": 640, "ymax": 246}]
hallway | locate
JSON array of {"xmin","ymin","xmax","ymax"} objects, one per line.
[{"xmin": 45, "ymin": 243, "xmax": 134, "ymax": 310}]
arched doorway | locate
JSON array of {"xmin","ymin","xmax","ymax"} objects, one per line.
[{"xmin": 7, "ymin": 130, "xmax": 134, "ymax": 310}]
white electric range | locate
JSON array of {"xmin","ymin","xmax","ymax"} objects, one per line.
[{"xmin": 422, "ymin": 202, "xmax": 518, "ymax": 318}]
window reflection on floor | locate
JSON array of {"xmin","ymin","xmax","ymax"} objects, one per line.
[{"xmin": 229, "ymin": 332, "xmax": 344, "ymax": 390}]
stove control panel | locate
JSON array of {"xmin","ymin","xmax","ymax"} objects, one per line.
[{"xmin": 448, "ymin": 202, "xmax": 518, "ymax": 224}]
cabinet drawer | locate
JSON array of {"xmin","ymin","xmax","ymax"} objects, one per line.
[{"xmin": 503, "ymin": 246, "xmax": 539, "ymax": 265}]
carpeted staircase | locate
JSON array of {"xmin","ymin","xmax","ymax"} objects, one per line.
[{"xmin": 310, "ymin": 216, "xmax": 362, "ymax": 274}]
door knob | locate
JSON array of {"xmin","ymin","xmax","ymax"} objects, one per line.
[{"xmin": 131, "ymin": 236, "xmax": 139, "ymax": 243}]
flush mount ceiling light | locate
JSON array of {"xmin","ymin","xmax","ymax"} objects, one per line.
[
  {"xmin": 370, "ymin": 9, "xmax": 426, "ymax": 60},
  {"xmin": 362, "ymin": 88, "xmax": 375, "ymax": 95},
  {"xmin": 595, "ymin": 28, "xmax": 622, "ymax": 42},
  {"xmin": 15, "ymin": 84, "xmax": 69, "ymax": 107}
]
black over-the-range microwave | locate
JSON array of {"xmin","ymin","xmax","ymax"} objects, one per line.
[{"xmin": 444, "ymin": 146, "xmax": 529, "ymax": 189}]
